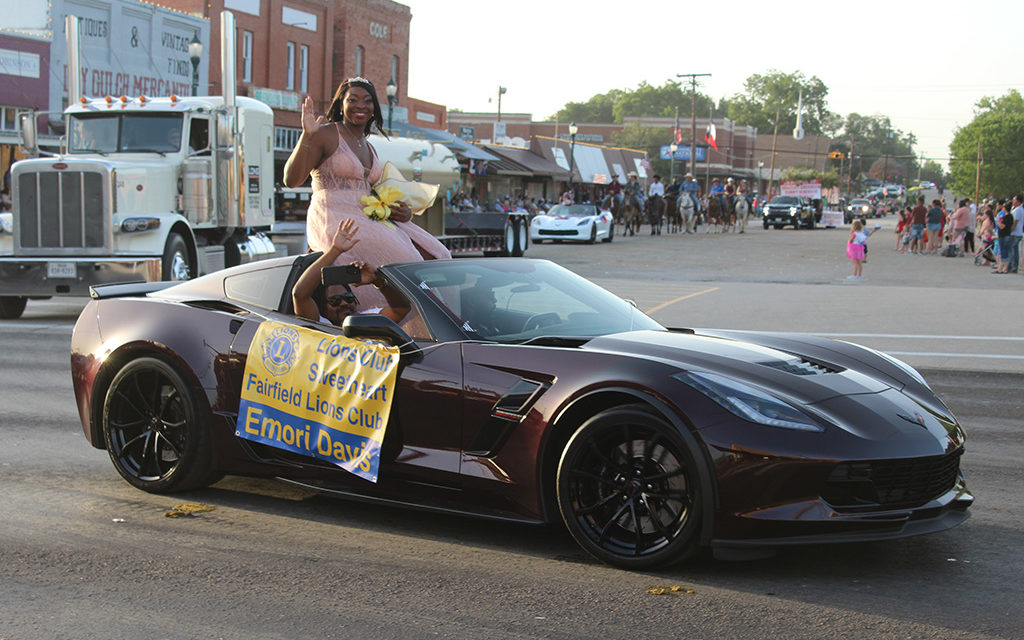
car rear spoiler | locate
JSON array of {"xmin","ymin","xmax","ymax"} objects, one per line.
[{"xmin": 89, "ymin": 281, "xmax": 179, "ymax": 299}]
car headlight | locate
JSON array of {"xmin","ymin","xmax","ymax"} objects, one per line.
[
  {"xmin": 673, "ymin": 371, "xmax": 825, "ymax": 432},
  {"xmin": 789, "ymin": 206, "xmax": 798, "ymax": 215},
  {"xmin": 577, "ymin": 218, "xmax": 591, "ymax": 227}
]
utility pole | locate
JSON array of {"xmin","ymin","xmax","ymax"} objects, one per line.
[
  {"xmin": 974, "ymin": 138, "xmax": 982, "ymax": 205},
  {"xmin": 767, "ymin": 108, "xmax": 780, "ymax": 199},
  {"xmin": 677, "ymin": 73, "xmax": 711, "ymax": 184}
]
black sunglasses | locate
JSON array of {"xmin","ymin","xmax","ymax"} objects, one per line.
[{"xmin": 325, "ymin": 292, "xmax": 358, "ymax": 307}]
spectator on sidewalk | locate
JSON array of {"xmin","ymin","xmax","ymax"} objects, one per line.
[{"xmin": 1010, "ymin": 193, "xmax": 1024, "ymax": 273}]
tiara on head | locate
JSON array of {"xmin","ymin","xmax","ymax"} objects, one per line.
[{"xmin": 345, "ymin": 76, "xmax": 373, "ymax": 86}]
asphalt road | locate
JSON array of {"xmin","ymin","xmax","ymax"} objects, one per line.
[{"xmin": 1, "ymin": 219, "xmax": 1022, "ymax": 639}]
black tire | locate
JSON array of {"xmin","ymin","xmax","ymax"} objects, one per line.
[
  {"xmin": 102, "ymin": 357, "xmax": 214, "ymax": 493},
  {"xmin": 513, "ymin": 217, "xmax": 528, "ymax": 257},
  {"xmin": 763, "ymin": 222, "xmax": 769, "ymax": 230},
  {"xmin": 603, "ymin": 223, "xmax": 614, "ymax": 243},
  {"xmin": 557, "ymin": 405, "xmax": 702, "ymax": 569},
  {"xmin": 162, "ymin": 232, "xmax": 193, "ymax": 281},
  {"xmin": 0, "ymin": 296, "xmax": 28, "ymax": 319},
  {"xmin": 587, "ymin": 224, "xmax": 597, "ymax": 244}
]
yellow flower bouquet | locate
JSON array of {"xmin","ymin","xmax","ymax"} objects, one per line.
[{"xmin": 360, "ymin": 162, "xmax": 439, "ymax": 229}]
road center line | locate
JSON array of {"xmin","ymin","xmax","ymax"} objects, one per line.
[
  {"xmin": 817, "ymin": 333, "xmax": 1024, "ymax": 342},
  {"xmin": 644, "ymin": 287, "xmax": 719, "ymax": 315}
]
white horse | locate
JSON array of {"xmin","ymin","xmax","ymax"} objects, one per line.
[
  {"xmin": 734, "ymin": 196, "xmax": 751, "ymax": 233},
  {"xmin": 678, "ymin": 193, "xmax": 697, "ymax": 234}
]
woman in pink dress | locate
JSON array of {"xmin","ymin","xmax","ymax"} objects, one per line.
[{"xmin": 283, "ymin": 77, "xmax": 450, "ymax": 310}]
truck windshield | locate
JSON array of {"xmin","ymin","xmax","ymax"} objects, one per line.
[{"xmin": 69, "ymin": 114, "xmax": 185, "ymax": 154}]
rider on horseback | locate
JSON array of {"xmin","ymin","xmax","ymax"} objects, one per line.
[
  {"xmin": 605, "ymin": 175, "xmax": 623, "ymax": 209},
  {"xmin": 647, "ymin": 174, "xmax": 665, "ymax": 235}
]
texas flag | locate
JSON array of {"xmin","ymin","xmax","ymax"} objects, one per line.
[{"xmin": 704, "ymin": 120, "xmax": 718, "ymax": 151}]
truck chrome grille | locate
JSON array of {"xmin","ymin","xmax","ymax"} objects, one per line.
[{"xmin": 15, "ymin": 165, "xmax": 111, "ymax": 255}]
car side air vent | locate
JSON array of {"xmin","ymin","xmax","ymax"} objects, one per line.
[
  {"xmin": 759, "ymin": 358, "xmax": 841, "ymax": 376},
  {"xmin": 183, "ymin": 300, "xmax": 249, "ymax": 315}
]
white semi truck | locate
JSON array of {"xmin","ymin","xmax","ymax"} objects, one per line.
[{"xmin": 0, "ymin": 12, "xmax": 275, "ymax": 319}]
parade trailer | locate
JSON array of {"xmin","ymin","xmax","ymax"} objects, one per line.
[{"xmin": 0, "ymin": 12, "xmax": 275, "ymax": 319}]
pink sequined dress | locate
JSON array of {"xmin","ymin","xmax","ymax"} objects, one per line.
[{"xmin": 306, "ymin": 124, "xmax": 451, "ymax": 310}]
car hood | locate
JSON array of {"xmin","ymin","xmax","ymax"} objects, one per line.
[
  {"xmin": 585, "ymin": 329, "xmax": 929, "ymax": 403},
  {"xmin": 535, "ymin": 215, "xmax": 598, "ymax": 228},
  {"xmin": 581, "ymin": 329, "xmax": 961, "ymax": 452}
]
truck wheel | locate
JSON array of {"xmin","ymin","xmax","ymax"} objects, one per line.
[
  {"xmin": 513, "ymin": 217, "xmax": 528, "ymax": 256},
  {"xmin": 162, "ymin": 232, "xmax": 193, "ymax": 281},
  {"xmin": 499, "ymin": 220, "xmax": 516, "ymax": 257},
  {"xmin": 0, "ymin": 296, "xmax": 28, "ymax": 319}
]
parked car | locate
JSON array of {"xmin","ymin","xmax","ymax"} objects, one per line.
[
  {"xmin": 762, "ymin": 195, "xmax": 816, "ymax": 229},
  {"xmin": 71, "ymin": 256, "xmax": 972, "ymax": 569},
  {"xmin": 845, "ymin": 198, "xmax": 875, "ymax": 223},
  {"xmin": 530, "ymin": 204, "xmax": 614, "ymax": 244}
]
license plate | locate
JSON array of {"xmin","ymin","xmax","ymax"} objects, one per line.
[{"xmin": 47, "ymin": 262, "xmax": 77, "ymax": 278}]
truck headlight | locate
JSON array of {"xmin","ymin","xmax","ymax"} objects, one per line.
[
  {"xmin": 789, "ymin": 206, "xmax": 798, "ymax": 215},
  {"xmin": 120, "ymin": 217, "xmax": 161, "ymax": 233}
]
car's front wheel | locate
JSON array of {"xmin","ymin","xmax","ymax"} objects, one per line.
[
  {"xmin": 102, "ymin": 357, "xmax": 214, "ymax": 493},
  {"xmin": 557, "ymin": 405, "xmax": 702, "ymax": 569}
]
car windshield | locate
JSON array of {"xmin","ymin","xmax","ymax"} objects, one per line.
[
  {"xmin": 545, "ymin": 204, "xmax": 596, "ymax": 217},
  {"xmin": 770, "ymin": 196, "xmax": 800, "ymax": 205},
  {"xmin": 851, "ymin": 199, "xmax": 871, "ymax": 205},
  {"xmin": 390, "ymin": 259, "xmax": 663, "ymax": 341},
  {"xmin": 69, "ymin": 113, "xmax": 186, "ymax": 154}
]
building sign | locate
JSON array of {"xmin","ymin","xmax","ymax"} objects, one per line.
[
  {"xmin": 50, "ymin": 0, "xmax": 209, "ymax": 107},
  {"xmin": 493, "ymin": 121, "xmax": 506, "ymax": 140},
  {"xmin": 558, "ymin": 133, "xmax": 603, "ymax": 143},
  {"xmin": 458, "ymin": 126, "xmax": 474, "ymax": 141},
  {"xmin": 369, "ymin": 21, "xmax": 389, "ymax": 39},
  {"xmin": 0, "ymin": 48, "xmax": 40, "ymax": 78},
  {"xmin": 659, "ymin": 145, "xmax": 706, "ymax": 162},
  {"xmin": 251, "ymin": 86, "xmax": 301, "ymax": 111}
]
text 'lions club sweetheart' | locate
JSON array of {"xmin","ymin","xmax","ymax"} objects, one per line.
[{"xmin": 235, "ymin": 322, "xmax": 399, "ymax": 483}]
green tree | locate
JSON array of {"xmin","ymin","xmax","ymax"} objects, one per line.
[
  {"xmin": 782, "ymin": 166, "xmax": 840, "ymax": 190},
  {"xmin": 831, "ymin": 113, "xmax": 916, "ymax": 186},
  {"xmin": 726, "ymin": 70, "xmax": 836, "ymax": 136},
  {"xmin": 948, "ymin": 89, "xmax": 1024, "ymax": 198},
  {"xmin": 918, "ymin": 160, "xmax": 947, "ymax": 185},
  {"xmin": 550, "ymin": 80, "xmax": 713, "ymax": 124}
]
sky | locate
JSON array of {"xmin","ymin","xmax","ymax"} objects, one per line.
[{"xmin": 403, "ymin": 0, "xmax": 1023, "ymax": 169}]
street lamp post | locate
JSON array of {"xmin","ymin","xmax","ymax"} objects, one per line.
[
  {"xmin": 386, "ymin": 78, "xmax": 397, "ymax": 134},
  {"xmin": 497, "ymin": 86, "xmax": 507, "ymax": 121},
  {"xmin": 670, "ymin": 143, "xmax": 678, "ymax": 183},
  {"xmin": 568, "ymin": 122, "xmax": 578, "ymax": 199},
  {"xmin": 188, "ymin": 32, "xmax": 202, "ymax": 96}
]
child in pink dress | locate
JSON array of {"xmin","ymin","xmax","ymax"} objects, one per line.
[{"xmin": 847, "ymin": 219, "xmax": 880, "ymax": 280}]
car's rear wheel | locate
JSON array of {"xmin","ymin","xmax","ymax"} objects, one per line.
[
  {"xmin": 587, "ymin": 224, "xmax": 597, "ymax": 244},
  {"xmin": 557, "ymin": 405, "xmax": 702, "ymax": 569},
  {"xmin": 102, "ymin": 357, "xmax": 214, "ymax": 493}
]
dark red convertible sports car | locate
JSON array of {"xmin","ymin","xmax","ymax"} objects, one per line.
[{"xmin": 71, "ymin": 255, "xmax": 972, "ymax": 569}]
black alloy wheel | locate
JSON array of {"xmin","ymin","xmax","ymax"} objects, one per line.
[
  {"xmin": 102, "ymin": 357, "xmax": 214, "ymax": 493},
  {"xmin": 557, "ymin": 405, "xmax": 702, "ymax": 569}
]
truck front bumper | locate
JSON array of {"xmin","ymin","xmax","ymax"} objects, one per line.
[{"xmin": 0, "ymin": 257, "xmax": 162, "ymax": 296}]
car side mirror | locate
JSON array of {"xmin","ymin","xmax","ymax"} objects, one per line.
[{"xmin": 342, "ymin": 314, "xmax": 420, "ymax": 360}]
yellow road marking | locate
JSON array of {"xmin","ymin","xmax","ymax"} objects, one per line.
[{"xmin": 643, "ymin": 287, "xmax": 719, "ymax": 315}]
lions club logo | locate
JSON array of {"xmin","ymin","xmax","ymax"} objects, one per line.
[{"xmin": 261, "ymin": 325, "xmax": 299, "ymax": 376}]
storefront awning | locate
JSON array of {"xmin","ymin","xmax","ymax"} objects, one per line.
[
  {"xmin": 482, "ymin": 144, "xmax": 570, "ymax": 179},
  {"xmin": 386, "ymin": 121, "xmax": 498, "ymax": 161}
]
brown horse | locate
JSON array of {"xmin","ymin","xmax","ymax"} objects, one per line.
[
  {"xmin": 619, "ymin": 195, "xmax": 643, "ymax": 236},
  {"xmin": 704, "ymin": 194, "xmax": 726, "ymax": 233},
  {"xmin": 645, "ymin": 195, "xmax": 665, "ymax": 235}
]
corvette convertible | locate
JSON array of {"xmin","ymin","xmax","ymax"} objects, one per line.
[
  {"xmin": 71, "ymin": 255, "xmax": 972, "ymax": 569},
  {"xmin": 530, "ymin": 204, "xmax": 614, "ymax": 244}
]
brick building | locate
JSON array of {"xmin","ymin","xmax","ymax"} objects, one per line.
[{"xmin": 163, "ymin": 0, "xmax": 415, "ymax": 181}]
